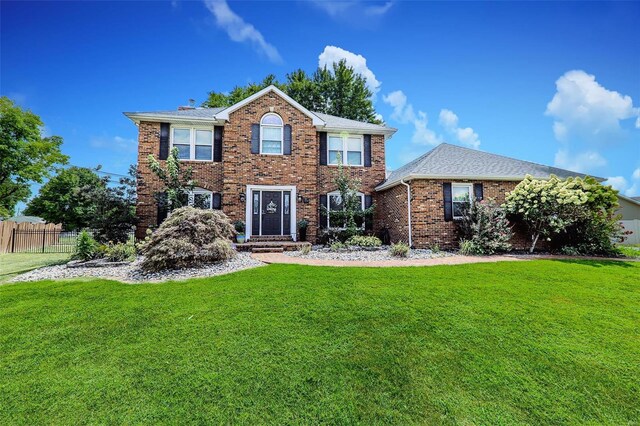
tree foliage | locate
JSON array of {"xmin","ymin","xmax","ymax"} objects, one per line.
[
  {"xmin": 0, "ymin": 96, "xmax": 68, "ymax": 216},
  {"xmin": 324, "ymin": 159, "xmax": 374, "ymax": 240},
  {"xmin": 81, "ymin": 165, "xmax": 138, "ymax": 243},
  {"xmin": 203, "ymin": 60, "xmax": 381, "ymax": 124},
  {"xmin": 147, "ymin": 147, "xmax": 195, "ymax": 213},
  {"xmin": 503, "ymin": 175, "xmax": 622, "ymax": 254},
  {"xmin": 25, "ymin": 166, "xmax": 103, "ymax": 230}
]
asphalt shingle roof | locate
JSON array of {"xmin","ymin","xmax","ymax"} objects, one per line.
[
  {"xmin": 124, "ymin": 108, "xmax": 394, "ymax": 133},
  {"xmin": 378, "ymin": 143, "xmax": 600, "ymax": 190}
]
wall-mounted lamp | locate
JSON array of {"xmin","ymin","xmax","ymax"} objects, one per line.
[
  {"xmin": 297, "ymin": 194, "xmax": 309, "ymax": 204},
  {"xmin": 239, "ymin": 193, "xmax": 246, "ymax": 203}
]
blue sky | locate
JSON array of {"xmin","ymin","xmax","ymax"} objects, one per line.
[{"xmin": 2, "ymin": 0, "xmax": 640, "ymax": 202}]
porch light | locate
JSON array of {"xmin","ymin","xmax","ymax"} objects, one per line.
[
  {"xmin": 239, "ymin": 192, "xmax": 246, "ymax": 202},
  {"xmin": 297, "ymin": 194, "xmax": 309, "ymax": 204}
]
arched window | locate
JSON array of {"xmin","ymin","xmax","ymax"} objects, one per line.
[{"xmin": 260, "ymin": 113, "xmax": 283, "ymax": 155}]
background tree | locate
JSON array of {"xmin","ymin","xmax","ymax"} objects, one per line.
[
  {"xmin": 0, "ymin": 96, "xmax": 68, "ymax": 217},
  {"xmin": 24, "ymin": 166, "xmax": 103, "ymax": 230},
  {"xmin": 147, "ymin": 147, "xmax": 195, "ymax": 214},
  {"xmin": 81, "ymin": 165, "xmax": 138, "ymax": 243},
  {"xmin": 202, "ymin": 61, "xmax": 382, "ymax": 124}
]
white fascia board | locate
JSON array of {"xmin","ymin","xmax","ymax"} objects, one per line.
[
  {"xmin": 123, "ymin": 112, "xmax": 223, "ymax": 126},
  {"xmin": 375, "ymin": 174, "xmax": 530, "ymax": 191},
  {"xmin": 318, "ymin": 126, "xmax": 397, "ymax": 139},
  {"xmin": 618, "ymin": 193, "xmax": 640, "ymax": 206},
  {"xmin": 214, "ymin": 85, "xmax": 325, "ymax": 126}
]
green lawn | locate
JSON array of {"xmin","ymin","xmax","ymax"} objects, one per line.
[
  {"xmin": 0, "ymin": 253, "xmax": 70, "ymax": 283},
  {"xmin": 1, "ymin": 260, "xmax": 638, "ymax": 424}
]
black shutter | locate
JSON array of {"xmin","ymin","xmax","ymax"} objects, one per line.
[
  {"xmin": 319, "ymin": 194, "xmax": 328, "ymax": 229},
  {"xmin": 319, "ymin": 132, "xmax": 327, "ymax": 165},
  {"xmin": 364, "ymin": 134, "xmax": 372, "ymax": 167},
  {"xmin": 250, "ymin": 123, "xmax": 260, "ymax": 154},
  {"xmin": 443, "ymin": 183, "xmax": 453, "ymax": 222},
  {"xmin": 213, "ymin": 126, "xmax": 223, "ymax": 162},
  {"xmin": 157, "ymin": 192, "xmax": 168, "ymax": 225},
  {"xmin": 283, "ymin": 124, "xmax": 292, "ymax": 155},
  {"xmin": 473, "ymin": 183, "xmax": 483, "ymax": 202},
  {"xmin": 364, "ymin": 194, "xmax": 373, "ymax": 231},
  {"xmin": 159, "ymin": 123, "xmax": 170, "ymax": 160},
  {"xmin": 212, "ymin": 193, "xmax": 222, "ymax": 210}
]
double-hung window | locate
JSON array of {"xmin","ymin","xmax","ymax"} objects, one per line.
[
  {"xmin": 187, "ymin": 188, "xmax": 213, "ymax": 209},
  {"xmin": 260, "ymin": 113, "xmax": 283, "ymax": 154},
  {"xmin": 171, "ymin": 127, "xmax": 213, "ymax": 161},
  {"xmin": 327, "ymin": 191, "xmax": 365, "ymax": 228},
  {"xmin": 328, "ymin": 134, "xmax": 363, "ymax": 166},
  {"xmin": 452, "ymin": 183, "xmax": 473, "ymax": 219}
]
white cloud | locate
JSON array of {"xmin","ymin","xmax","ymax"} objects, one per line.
[
  {"xmin": 91, "ymin": 136, "xmax": 137, "ymax": 153},
  {"xmin": 203, "ymin": 0, "xmax": 282, "ymax": 64},
  {"xmin": 310, "ymin": 1, "xmax": 394, "ymax": 19},
  {"xmin": 604, "ymin": 176, "xmax": 627, "ymax": 191},
  {"xmin": 546, "ymin": 70, "xmax": 640, "ymax": 144},
  {"xmin": 606, "ymin": 168, "xmax": 640, "ymax": 196},
  {"xmin": 318, "ymin": 46, "xmax": 381, "ymax": 95},
  {"xmin": 383, "ymin": 90, "xmax": 441, "ymax": 147},
  {"xmin": 438, "ymin": 109, "xmax": 481, "ymax": 149},
  {"xmin": 554, "ymin": 149, "xmax": 607, "ymax": 174}
]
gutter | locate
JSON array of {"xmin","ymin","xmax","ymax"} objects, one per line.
[{"xmin": 400, "ymin": 178, "xmax": 412, "ymax": 248}]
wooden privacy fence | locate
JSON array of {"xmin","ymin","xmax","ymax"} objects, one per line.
[
  {"xmin": 621, "ymin": 220, "xmax": 640, "ymax": 245},
  {"xmin": 0, "ymin": 222, "xmax": 63, "ymax": 254}
]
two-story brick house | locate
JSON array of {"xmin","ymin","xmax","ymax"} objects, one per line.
[
  {"xmin": 125, "ymin": 85, "xmax": 396, "ymax": 242},
  {"xmin": 127, "ymin": 84, "xmax": 593, "ymax": 250}
]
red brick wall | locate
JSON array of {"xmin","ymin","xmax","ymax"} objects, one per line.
[
  {"xmin": 135, "ymin": 91, "xmax": 387, "ymax": 242},
  {"xmin": 377, "ymin": 179, "xmax": 533, "ymax": 250}
]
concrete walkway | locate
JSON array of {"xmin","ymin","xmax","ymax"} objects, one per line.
[{"xmin": 251, "ymin": 252, "xmax": 524, "ymax": 267}]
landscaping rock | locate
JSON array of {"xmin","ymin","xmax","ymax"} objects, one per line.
[
  {"xmin": 287, "ymin": 246, "xmax": 455, "ymax": 262},
  {"xmin": 10, "ymin": 253, "xmax": 264, "ymax": 283}
]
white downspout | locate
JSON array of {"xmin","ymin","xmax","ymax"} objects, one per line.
[{"xmin": 400, "ymin": 179, "xmax": 412, "ymax": 248}]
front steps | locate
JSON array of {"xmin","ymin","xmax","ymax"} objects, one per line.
[{"xmin": 236, "ymin": 239, "xmax": 311, "ymax": 253}]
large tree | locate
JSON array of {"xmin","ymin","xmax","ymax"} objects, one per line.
[
  {"xmin": 0, "ymin": 97, "xmax": 68, "ymax": 217},
  {"xmin": 25, "ymin": 167, "xmax": 104, "ymax": 230},
  {"xmin": 203, "ymin": 60, "xmax": 381, "ymax": 124}
]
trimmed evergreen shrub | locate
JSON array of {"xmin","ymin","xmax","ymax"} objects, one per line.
[{"xmin": 140, "ymin": 207, "xmax": 236, "ymax": 271}]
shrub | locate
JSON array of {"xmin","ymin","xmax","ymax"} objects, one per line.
[
  {"xmin": 346, "ymin": 235, "xmax": 382, "ymax": 247},
  {"xmin": 457, "ymin": 200, "xmax": 512, "ymax": 255},
  {"xmin": 233, "ymin": 220, "xmax": 245, "ymax": 234},
  {"xmin": 330, "ymin": 242, "xmax": 347, "ymax": 251},
  {"xmin": 73, "ymin": 230, "xmax": 100, "ymax": 261},
  {"xmin": 300, "ymin": 244, "xmax": 311, "ymax": 255},
  {"xmin": 430, "ymin": 244, "xmax": 441, "ymax": 254},
  {"xmin": 140, "ymin": 207, "xmax": 236, "ymax": 271},
  {"xmin": 319, "ymin": 228, "xmax": 352, "ymax": 245},
  {"xmin": 459, "ymin": 239, "xmax": 481, "ymax": 256},
  {"xmin": 105, "ymin": 241, "xmax": 136, "ymax": 262},
  {"xmin": 504, "ymin": 175, "xmax": 622, "ymax": 254},
  {"xmin": 389, "ymin": 242, "xmax": 410, "ymax": 257}
]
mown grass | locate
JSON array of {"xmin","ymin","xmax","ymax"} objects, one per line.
[
  {"xmin": 0, "ymin": 253, "xmax": 70, "ymax": 283},
  {"xmin": 1, "ymin": 260, "xmax": 638, "ymax": 424}
]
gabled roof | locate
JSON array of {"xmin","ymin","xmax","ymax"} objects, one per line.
[
  {"xmin": 214, "ymin": 85, "xmax": 325, "ymax": 126},
  {"xmin": 377, "ymin": 143, "xmax": 601, "ymax": 191},
  {"xmin": 123, "ymin": 85, "xmax": 396, "ymax": 137}
]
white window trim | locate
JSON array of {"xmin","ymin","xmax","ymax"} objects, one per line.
[
  {"xmin": 451, "ymin": 183, "xmax": 473, "ymax": 219},
  {"xmin": 260, "ymin": 113, "xmax": 284, "ymax": 156},
  {"xmin": 170, "ymin": 126, "xmax": 214, "ymax": 162},
  {"xmin": 327, "ymin": 134, "xmax": 364, "ymax": 167},
  {"xmin": 326, "ymin": 190, "xmax": 365, "ymax": 229},
  {"xmin": 186, "ymin": 188, "xmax": 214, "ymax": 209}
]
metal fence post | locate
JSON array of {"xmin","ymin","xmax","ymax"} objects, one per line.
[
  {"xmin": 11, "ymin": 228, "xmax": 16, "ymax": 253},
  {"xmin": 42, "ymin": 230, "xmax": 46, "ymax": 253}
]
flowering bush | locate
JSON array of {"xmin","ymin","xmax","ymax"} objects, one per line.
[
  {"xmin": 504, "ymin": 175, "xmax": 623, "ymax": 254},
  {"xmin": 456, "ymin": 200, "xmax": 512, "ymax": 255},
  {"xmin": 140, "ymin": 207, "xmax": 235, "ymax": 271}
]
